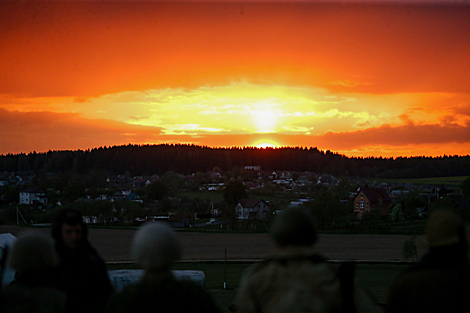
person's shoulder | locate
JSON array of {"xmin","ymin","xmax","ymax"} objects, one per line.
[
  {"xmin": 1, "ymin": 284, "xmax": 66, "ymax": 310},
  {"xmin": 173, "ymin": 278, "xmax": 210, "ymax": 296},
  {"xmin": 247, "ymin": 249, "xmax": 327, "ymax": 274},
  {"xmin": 83, "ymin": 244, "xmax": 106, "ymax": 264},
  {"xmin": 104, "ymin": 285, "xmax": 141, "ymax": 313},
  {"xmin": 174, "ymin": 280, "xmax": 221, "ymax": 312}
]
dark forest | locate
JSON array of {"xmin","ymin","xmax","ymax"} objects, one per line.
[{"xmin": 1, "ymin": 144, "xmax": 469, "ymax": 178}]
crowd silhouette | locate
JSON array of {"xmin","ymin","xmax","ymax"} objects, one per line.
[{"xmin": 1, "ymin": 207, "xmax": 469, "ymax": 313}]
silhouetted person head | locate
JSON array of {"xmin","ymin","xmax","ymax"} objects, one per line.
[
  {"xmin": 105, "ymin": 221, "xmax": 221, "ymax": 313},
  {"xmin": 387, "ymin": 209, "xmax": 470, "ymax": 313},
  {"xmin": 50, "ymin": 210, "xmax": 112, "ymax": 313},
  {"xmin": 270, "ymin": 207, "xmax": 318, "ymax": 248},
  {"xmin": 8, "ymin": 232, "xmax": 59, "ymax": 274},
  {"xmin": 2, "ymin": 232, "xmax": 66, "ymax": 313},
  {"xmin": 422, "ymin": 209, "xmax": 469, "ymax": 266},
  {"xmin": 52, "ymin": 208, "xmax": 88, "ymax": 251},
  {"xmin": 131, "ymin": 222, "xmax": 182, "ymax": 271},
  {"xmin": 425, "ymin": 209, "xmax": 468, "ymax": 248}
]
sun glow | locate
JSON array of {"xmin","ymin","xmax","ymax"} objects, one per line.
[
  {"xmin": 252, "ymin": 109, "xmax": 278, "ymax": 133},
  {"xmin": 253, "ymin": 139, "xmax": 280, "ymax": 149}
]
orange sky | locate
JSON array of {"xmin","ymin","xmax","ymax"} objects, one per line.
[{"xmin": 1, "ymin": 0, "xmax": 470, "ymax": 158}]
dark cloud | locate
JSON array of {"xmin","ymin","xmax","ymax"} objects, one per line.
[
  {"xmin": 315, "ymin": 123, "xmax": 470, "ymax": 150},
  {"xmin": 0, "ymin": 109, "xmax": 163, "ymax": 154}
]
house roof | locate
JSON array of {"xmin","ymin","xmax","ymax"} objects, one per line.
[
  {"xmin": 239, "ymin": 199, "xmax": 267, "ymax": 208},
  {"xmin": 20, "ymin": 187, "xmax": 45, "ymax": 193},
  {"xmin": 359, "ymin": 188, "xmax": 391, "ymax": 202},
  {"xmin": 126, "ymin": 193, "xmax": 141, "ymax": 200}
]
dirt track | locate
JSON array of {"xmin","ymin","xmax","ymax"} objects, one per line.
[{"xmin": 0, "ymin": 225, "xmax": 417, "ymax": 262}]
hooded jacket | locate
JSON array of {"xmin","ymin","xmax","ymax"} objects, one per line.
[{"xmin": 235, "ymin": 246, "xmax": 382, "ymax": 313}]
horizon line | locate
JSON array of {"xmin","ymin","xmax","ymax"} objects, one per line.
[{"xmin": 2, "ymin": 143, "xmax": 469, "ymax": 160}]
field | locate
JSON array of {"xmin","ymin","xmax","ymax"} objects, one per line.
[
  {"xmin": 1, "ymin": 225, "xmax": 418, "ymax": 312},
  {"xmin": 367, "ymin": 176, "xmax": 469, "ymax": 187},
  {"xmin": 0, "ymin": 225, "xmax": 422, "ymax": 262}
]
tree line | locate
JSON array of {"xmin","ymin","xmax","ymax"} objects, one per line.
[{"xmin": 1, "ymin": 144, "xmax": 469, "ymax": 178}]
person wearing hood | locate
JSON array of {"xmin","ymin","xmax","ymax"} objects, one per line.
[
  {"xmin": 387, "ymin": 209, "xmax": 470, "ymax": 313},
  {"xmin": 235, "ymin": 207, "xmax": 382, "ymax": 313},
  {"xmin": 52, "ymin": 208, "xmax": 112, "ymax": 313},
  {"xmin": 104, "ymin": 221, "xmax": 221, "ymax": 313}
]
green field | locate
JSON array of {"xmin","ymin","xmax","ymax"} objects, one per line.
[
  {"xmin": 108, "ymin": 262, "xmax": 409, "ymax": 312},
  {"xmin": 176, "ymin": 191, "xmax": 225, "ymax": 202},
  {"xmin": 369, "ymin": 176, "xmax": 469, "ymax": 187}
]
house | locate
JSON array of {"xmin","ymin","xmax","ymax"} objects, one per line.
[
  {"xmin": 56, "ymin": 200, "xmax": 71, "ymax": 206},
  {"xmin": 249, "ymin": 182, "xmax": 264, "ymax": 189},
  {"xmin": 126, "ymin": 192, "xmax": 143, "ymax": 203},
  {"xmin": 208, "ymin": 171, "xmax": 222, "ymax": 182},
  {"xmin": 110, "ymin": 189, "xmax": 132, "ymax": 201},
  {"xmin": 353, "ymin": 187, "xmax": 391, "ymax": 219},
  {"xmin": 19, "ymin": 187, "xmax": 48, "ymax": 205},
  {"xmin": 235, "ymin": 199, "xmax": 270, "ymax": 219}
]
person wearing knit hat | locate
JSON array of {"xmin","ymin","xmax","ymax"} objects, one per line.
[
  {"xmin": 131, "ymin": 221, "xmax": 182, "ymax": 270},
  {"xmin": 104, "ymin": 222, "xmax": 221, "ymax": 313},
  {"xmin": 387, "ymin": 209, "xmax": 470, "ymax": 313},
  {"xmin": 7, "ymin": 232, "xmax": 59, "ymax": 272},
  {"xmin": 424, "ymin": 209, "xmax": 468, "ymax": 248},
  {"xmin": 269, "ymin": 206, "xmax": 318, "ymax": 247},
  {"xmin": 235, "ymin": 207, "xmax": 382, "ymax": 313},
  {"xmin": 1, "ymin": 232, "xmax": 66, "ymax": 313}
]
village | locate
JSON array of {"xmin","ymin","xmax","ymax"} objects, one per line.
[{"xmin": 2, "ymin": 165, "xmax": 469, "ymax": 229}]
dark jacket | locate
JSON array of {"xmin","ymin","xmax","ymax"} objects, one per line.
[
  {"xmin": 1, "ymin": 268, "xmax": 66, "ymax": 313},
  {"xmin": 56, "ymin": 241, "xmax": 113, "ymax": 313},
  {"xmin": 387, "ymin": 242, "xmax": 470, "ymax": 313},
  {"xmin": 104, "ymin": 269, "xmax": 220, "ymax": 313}
]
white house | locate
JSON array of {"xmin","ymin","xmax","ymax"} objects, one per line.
[
  {"xmin": 19, "ymin": 188, "xmax": 48, "ymax": 205},
  {"xmin": 235, "ymin": 199, "xmax": 270, "ymax": 219}
]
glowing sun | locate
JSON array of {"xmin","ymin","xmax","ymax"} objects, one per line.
[{"xmin": 253, "ymin": 140, "xmax": 280, "ymax": 149}]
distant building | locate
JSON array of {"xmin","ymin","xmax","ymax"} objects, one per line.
[
  {"xmin": 19, "ymin": 187, "xmax": 48, "ymax": 205},
  {"xmin": 353, "ymin": 187, "xmax": 391, "ymax": 219},
  {"xmin": 126, "ymin": 192, "xmax": 143, "ymax": 203},
  {"xmin": 244, "ymin": 166, "xmax": 261, "ymax": 171},
  {"xmin": 168, "ymin": 211, "xmax": 197, "ymax": 223},
  {"xmin": 236, "ymin": 199, "xmax": 270, "ymax": 219}
]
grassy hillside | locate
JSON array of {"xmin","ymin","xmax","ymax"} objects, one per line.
[{"xmin": 369, "ymin": 176, "xmax": 468, "ymax": 187}]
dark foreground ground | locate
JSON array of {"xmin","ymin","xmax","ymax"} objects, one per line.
[{"xmin": 0, "ymin": 225, "xmax": 420, "ymax": 262}]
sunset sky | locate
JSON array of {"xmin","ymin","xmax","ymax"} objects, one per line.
[{"xmin": 1, "ymin": 0, "xmax": 470, "ymax": 158}]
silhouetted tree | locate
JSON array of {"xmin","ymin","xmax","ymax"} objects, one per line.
[
  {"xmin": 0, "ymin": 144, "xmax": 469, "ymax": 179},
  {"xmin": 307, "ymin": 190, "xmax": 350, "ymax": 228},
  {"xmin": 66, "ymin": 180, "xmax": 86, "ymax": 201},
  {"xmin": 146, "ymin": 180, "xmax": 170, "ymax": 201},
  {"xmin": 396, "ymin": 192, "xmax": 428, "ymax": 218},
  {"xmin": 223, "ymin": 180, "xmax": 248, "ymax": 206},
  {"xmin": 402, "ymin": 238, "xmax": 419, "ymax": 262},
  {"xmin": 462, "ymin": 176, "xmax": 470, "ymax": 199}
]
